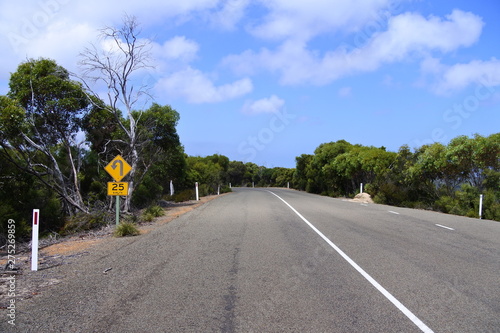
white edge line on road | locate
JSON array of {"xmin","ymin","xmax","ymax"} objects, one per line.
[
  {"xmin": 435, "ymin": 224, "xmax": 454, "ymax": 231},
  {"xmin": 267, "ymin": 190, "xmax": 434, "ymax": 333},
  {"xmin": 388, "ymin": 210, "xmax": 400, "ymax": 215}
]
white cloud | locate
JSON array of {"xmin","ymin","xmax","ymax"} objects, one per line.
[
  {"xmin": 359, "ymin": 10, "xmax": 483, "ymax": 64},
  {"xmin": 224, "ymin": 9, "xmax": 484, "ymax": 86},
  {"xmin": 156, "ymin": 67, "xmax": 253, "ymax": 103},
  {"xmin": 210, "ymin": 0, "xmax": 250, "ymax": 30},
  {"xmin": 242, "ymin": 95, "xmax": 285, "ymax": 115},
  {"xmin": 249, "ymin": 0, "xmax": 392, "ymax": 41},
  {"xmin": 428, "ymin": 58, "xmax": 500, "ymax": 95},
  {"xmin": 154, "ymin": 36, "xmax": 199, "ymax": 62},
  {"xmin": 0, "ymin": 0, "xmax": 221, "ymax": 84}
]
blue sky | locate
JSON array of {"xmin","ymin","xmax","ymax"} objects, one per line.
[{"xmin": 1, "ymin": 0, "xmax": 499, "ymax": 168}]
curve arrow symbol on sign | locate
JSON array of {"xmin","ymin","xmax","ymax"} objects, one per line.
[{"xmin": 111, "ymin": 159, "xmax": 124, "ymax": 177}]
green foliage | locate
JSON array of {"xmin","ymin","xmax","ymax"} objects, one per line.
[
  {"xmin": 220, "ymin": 185, "xmax": 232, "ymax": 193},
  {"xmin": 173, "ymin": 189, "xmax": 195, "ymax": 202},
  {"xmin": 145, "ymin": 205, "xmax": 165, "ymax": 217},
  {"xmin": 0, "ymin": 152, "xmax": 66, "ymax": 239},
  {"xmin": 114, "ymin": 221, "xmax": 140, "ymax": 237},
  {"xmin": 1, "ymin": 58, "xmax": 92, "ymax": 216},
  {"xmin": 141, "ymin": 213, "xmax": 155, "ymax": 222},
  {"xmin": 140, "ymin": 205, "xmax": 164, "ymax": 222},
  {"xmin": 292, "ymin": 134, "xmax": 500, "ymax": 221},
  {"xmin": 61, "ymin": 211, "xmax": 110, "ymax": 235}
]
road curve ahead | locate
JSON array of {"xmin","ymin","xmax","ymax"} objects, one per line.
[{"xmin": 9, "ymin": 188, "xmax": 500, "ymax": 332}]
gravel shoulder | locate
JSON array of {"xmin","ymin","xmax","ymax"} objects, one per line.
[{"xmin": 0, "ymin": 195, "xmax": 226, "ymax": 309}]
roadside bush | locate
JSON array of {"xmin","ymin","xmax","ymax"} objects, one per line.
[
  {"xmin": 141, "ymin": 204, "xmax": 165, "ymax": 222},
  {"xmin": 145, "ymin": 205, "xmax": 165, "ymax": 217},
  {"xmin": 114, "ymin": 221, "xmax": 140, "ymax": 237},
  {"xmin": 61, "ymin": 211, "xmax": 110, "ymax": 235},
  {"xmin": 434, "ymin": 195, "xmax": 457, "ymax": 214},
  {"xmin": 483, "ymin": 190, "xmax": 500, "ymax": 221},
  {"xmin": 220, "ymin": 185, "xmax": 232, "ymax": 193},
  {"xmin": 132, "ymin": 180, "xmax": 163, "ymax": 209},
  {"xmin": 173, "ymin": 189, "xmax": 194, "ymax": 202},
  {"xmin": 373, "ymin": 192, "xmax": 387, "ymax": 204},
  {"xmin": 199, "ymin": 183, "xmax": 211, "ymax": 196}
]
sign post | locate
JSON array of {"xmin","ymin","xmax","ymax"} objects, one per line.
[
  {"xmin": 105, "ymin": 155, "xmax": 132, "ymax": 225},
  {"xmin": 31, "ymin": 209, "xmax": 39, "ymax": 271}
]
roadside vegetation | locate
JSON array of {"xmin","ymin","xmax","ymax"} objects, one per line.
[
  {"xmin": 114, "ymin": 221, "xmax": 140, "ymax": 237},
  {"xmin": 292, "ymin": 135, "xmax": 499, "ymax": 221},
  {"xmin": 1, "ymin": 17, "xmax": 498, "ymax": 243}
]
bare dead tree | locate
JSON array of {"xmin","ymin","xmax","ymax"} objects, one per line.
[{"xmin": 79, "ymin": 15, "xmax": 153, "ymax": 212}]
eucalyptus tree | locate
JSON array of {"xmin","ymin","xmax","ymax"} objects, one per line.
[{"xmin": 0, "ymin": 58, "xmax": 91, "ymax": 215}]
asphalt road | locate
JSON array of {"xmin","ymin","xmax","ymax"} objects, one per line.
[{"xmin": 5, "ymin": 188, "xmax": 500, "ymax": 332}]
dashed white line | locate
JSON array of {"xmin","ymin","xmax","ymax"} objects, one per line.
[
  {"xmin": 267, "ymin": 190, "xmax": 434, "ymax": 333},
  {"xmin": 388, "ymin": 210, "xmax": 400, "ymax": 215},
  {"xmin": 435, "ymin": 224, "xmax": 454, "ymax": 231}
]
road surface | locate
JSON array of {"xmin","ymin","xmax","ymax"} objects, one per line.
[{"xmin": 6, "ymin": 188, "xmax": 500, "ymax": 332}]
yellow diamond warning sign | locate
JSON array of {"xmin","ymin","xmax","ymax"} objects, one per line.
[{"xmin": 105, "ymin": 155, "xmax": 132, "ymax": 182}]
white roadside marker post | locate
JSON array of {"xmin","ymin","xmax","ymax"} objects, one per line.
[
  {"xmin": 195, "ymin": 182, "xmax": 199, "ymax": 201},
  {"xmin": 31, "ymin": 209, "xmax": 39, "ymax": 271},
  {"xmin": 479, "ymin": 194, "xmax": 483, "ymax": 219},
  {"xmin": 360, "ymin": 183, "xmax": 363, "ymax": 194}
]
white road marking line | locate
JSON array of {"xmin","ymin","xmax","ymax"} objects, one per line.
[
  {"xmin": 435, "ymin": 224, "xmax": 454, "ymax": 231},
  {"xmin": 360, "ymin": 203, "xmax": 368, "ymax": 206},
  {"xmin": 388, "ymin": 211, "xmax": 400, "ymax": 215},
  {"xmin": 267, "ymin": 190, "xmax": 434, "ymax": 333}
]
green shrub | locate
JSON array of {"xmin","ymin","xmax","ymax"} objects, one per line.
[
  {"xmin": 483, "ymin": 189, "xmax": 500, "ymax": 221},
  {"xmin": 145, "ymin": 205, "xmax": 164, "ymax": 217},
  {"xmin": 373, "ymin": 192, "xmax": 387, "ymax": 204},
  {"xmin": 141, "ymin": 213, "xmax": 155, "ymax": 222},
  {"xmin": 485, "ymin": 202, "xmax": 500, "ymax": 221},
  {"xmin": 140, "ymin": 205, "xmax": 164, "ymax": 223},
  {"xmin": 61, "ymin": 211, "xmax": 110, "ymax": 235},
  {"xmin": 132, "ymin": 181, "xmax": 163, "ymax": 209},
  {"xmin": 220, "ymin": 185, "xmax": 232, "ymax": 193},
  {"xmin": 434, "ymin": 195, "xmax": 457, "ymax": 214},
  {"xmin": 173, "ymin": 189, "xmax": 194, "ymax": 202},
  {"xmin": 114, "ymin": 221, "xmax": 140, "ymax": 237}
]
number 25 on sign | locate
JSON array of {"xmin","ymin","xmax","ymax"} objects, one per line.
[{"xmin": 107, "ymin": 182, "xmax": 129, "ymax": 196}]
